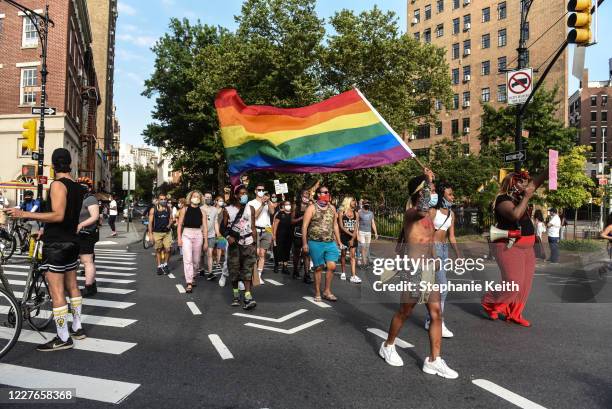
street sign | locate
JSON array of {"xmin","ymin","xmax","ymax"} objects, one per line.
[
  {"xmin": 506, "ymin": 68, "xmax": 533, "ymax": 105},
  {"xmin": 599, "ymin": 178, "xmax": 608, "ymax": 186},
  {"xmin": 549, "ymin": 149, "xmax": 558, "ymax": 191},
  {"xmin": 31, "ymin": 106, "xmax": 57, "ymax": 116},
  {"xmin": 31, "ymin": 152, "xmax": 39, "ymax": 160},
  {"xmin": 37, "ymin": 175, "xmax": 48, "ymax": 185},
  {"xmin": 122, "ymin": 171, "xmax": 136, "ymax": 191},
  {"xmin": 503, "ymin": 150, "xmax": 526, "ymax": 163}
]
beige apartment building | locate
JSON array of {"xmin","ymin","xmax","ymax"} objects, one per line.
[{"xmin": 406, "ymin": 0, "xmax": 568, "ymax": 154}]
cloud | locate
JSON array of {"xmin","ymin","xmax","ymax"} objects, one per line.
[
  {"xmin": 117, "ymin": 2, "xmax": 137, "ymax": 16},
  {"xmin": 125, "ymin": 72, "xmax": 145, "ymax": 86},
  {"xmin": 161, "ymin": 0, "xmax": 176, "ymax": 6},
  {"xmin": 116, "ymin": 48, "xmax": 146, "ymax": 61},
  {"xmin": 121, "ymin": 24, "xmax": 139, "ymax": 32},
  {"xmin": 117, "ymin": 33, "xmax": 157, "ymax": 47}
]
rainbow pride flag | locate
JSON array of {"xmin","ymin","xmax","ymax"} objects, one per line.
[{"xmin": 215, "ymin": 88, "xmax": 414, "ymax": 182}]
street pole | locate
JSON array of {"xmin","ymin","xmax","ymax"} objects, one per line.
[
  {"xmin": 514, "ymin": 0, "xmax": 532, "ymax": 172},
  {"xmin": 600, "ymin": 130, "xmax": 606, "ymax": 229},
  {"xmin": 127, "ymin": 169, "xmax": 131, "ymax": 233}
]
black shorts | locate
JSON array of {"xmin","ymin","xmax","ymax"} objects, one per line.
[
  {"xmin": 341, "ymin": 234, "xmax": 357, "ymax": 248},
  {"xmin": 78, "ymin": 232, "xmax": 98, "ymax": 255},
  {"xmin": 41, "ymin": 241, "xmax": 80, "ymax": 273}
]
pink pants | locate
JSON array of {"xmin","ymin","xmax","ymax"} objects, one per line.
[{"xmin": 182, "ymin": 228, "xmax": 203, "ymax": 284}]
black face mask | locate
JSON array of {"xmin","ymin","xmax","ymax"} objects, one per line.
[{"xmin": 24, "ymin": 198, "xmax": 32, "ymax": 202}]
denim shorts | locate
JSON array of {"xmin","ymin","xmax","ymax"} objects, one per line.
[{"xmin": 308, "ymin": 240, "xmax": 339, "ymax": 268}]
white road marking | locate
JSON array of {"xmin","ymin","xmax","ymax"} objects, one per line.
[
  {"xmin": 264, "ymin": 279, "xmax": 283, "ymax": 286},
  {"xmin": 208, "ymin": 334, "xmax": 234, "ymax": 360},
  {"xmin": 2, "ymin": 270, "xmax": 134, "ymax": 284},
  {"xmin": 366, "ymin": 328, "xmax": 414, "ymax": 348},
  {"xmin": 86, "ymin": 260, "xmax": 137, "ymax": 265},
  {"xmin": 186, "ymin": 302, "xmax": 202, "ymax": 315},
  {"xmin": 11, "ymin": 291, "xmax": 135, "ymax": 310},
  {"xmin": 95, "ymin": 241, "xmax": 119, "ymax": 245},
  {"xmin": 303, "ymin": 296, "xmax": 331, "ymax": 308},
  {"xmin": 2, "ymin": 264, "xmax": 136, "ymax": 276},
  {"xmin": 472, "ymin": 379, "xmax": 548, "ymax": 409},
  {"xmin": 0, "ymin": 306, "xmax": 136, "ymax": 328},
  {"xmin": 0, "ymin": 363, "xmax": 140, "ymax": 404},
  {"xmin": 82, "ymin": 265, "xmax": 137, "ymax": 271},
  {"xmin": 6, "ymin": 279, "xmax": 134, "ymax": 294},
  {"xmin": 244, "ymin": 319, "xmax": 324, "ymax": 334},
  {"xmin": 176, "ymin": 284, "xmax": 186, "ymax": 294},
  {"xmin": 168, "ymin": 273, "xmax": 175, "ymax": 279},
  {"xmin": 94, "ymin": 249, "xmax": 136, "ymax": 254},
  {"xmin": 233, "ymin": 309, "xmax": 307, "ymax": 323},
  {"xmin": 0, "ymin": 328, "xmax": 136, "ymax": 354}
]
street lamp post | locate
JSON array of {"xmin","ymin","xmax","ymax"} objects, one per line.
[{"xmin": 1, "ymin": 1, "xmax": 54, "ymax": 200}]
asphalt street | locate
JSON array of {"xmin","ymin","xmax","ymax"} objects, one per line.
[{"xmin": 1, "ymin": 221, "xmax": 611, "ymax": 408}]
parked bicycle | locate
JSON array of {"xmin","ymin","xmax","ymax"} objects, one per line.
[
  {"xmin": 6, "ymin": 218, "xmax": 33, "ymax": 257},
  {"xmin": 0, "ymin": 227, "xmax": 16, "ymax": 262},
  {"xmin": 0, "ymin": 235, "xmax": 54, "ymax": 359}
]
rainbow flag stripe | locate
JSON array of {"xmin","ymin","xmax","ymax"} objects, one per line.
[{"xmin": 215, "ymin": 88, "xmax": 414, "ymax": 179}]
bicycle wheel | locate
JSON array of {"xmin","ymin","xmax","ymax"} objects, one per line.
[
  {"xmin": 143, "ymin": 230, "xmax": 152, "ymax": 249},
  {"xmin": 18, "ymin": 227, "xmax": 31, "ymax": 254},
  {"xmin": 26, "ymin": 270, "xmax": 53, "ymax": 330},
  {"xmin": 0, "ymin": 234, "xmax": 16, "ymax": 262},
  {"xmin": 0, "ymin": 286, "xmax": 22, "ymax": 359}
]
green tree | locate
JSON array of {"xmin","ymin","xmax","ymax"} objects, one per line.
[
  {"xmin": 480, "ymin": 87, "xmax": 576, "ymax": 172},
  {"xmin": 546, "ymin": 146, "xmax": 595, "ymax": 238},
  {"xmin": 134, "ymin": 166, "xmax": 157, "ymax": 202}
]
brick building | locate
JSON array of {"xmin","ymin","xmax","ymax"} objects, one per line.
[
  {"xmin": 406, "ymin": 0, "xmax": 568, "ymax": 154},
  {"xmin": 569, "ymin": 62, "xmax": 612, "ymax": 177},
  {"xmin": 0, "ymin": 0, "xmax": 99, "ymax": 203}
]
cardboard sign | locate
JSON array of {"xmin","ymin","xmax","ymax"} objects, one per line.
[
  {"xmin": 274, "ymin": 180, "xmax": 288, "ymax": 194},
  {"xmin": 548, "ymin": 149, "xmax": 558, "ymax": 190}
]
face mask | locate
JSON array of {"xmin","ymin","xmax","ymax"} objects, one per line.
[
  {"xmin": 191, "ymin": 197, "xmax": 201, "ymax": 205},
  {"xmin": 257, "ymin": 191, "xmax": 265, "ymax": 198},
  {"xmin": 205, "ymin": 198, "xmax": 213, "ymax": 205},
  {"xmin": 240, "ymin": 194, "xmax": 249, "ymax": 205},
  {"xmin": 160, "ymin": 200, "xmax": 168, "ymax": 206},
  {"xmin": 429, "ymin": 193, "xmax": 438, "ymax": 207},
  {"xmin": 317, "ymin": 193, "xmax": 330, "ymax": 206},
  {"xmin": 217, "ymin": 201, "xmax": 225, "ymax": 207},
  {"xmin": 441, "ymin": 197, "xmax": 453, "ymax": 209},
  {"xmin": 271, "ymin": 197, "xmax": 278, "ymax": 203},
  {"xmin": 363, "ymin": 205, "xmax": 370, "ymax": 211},
  {"xmin": 284, "ymin": 205, "xmax": 291, "ymax": 212},
  {"xmin": 416, "ymin": 187, "xmax": 431, "ymax": 212}
]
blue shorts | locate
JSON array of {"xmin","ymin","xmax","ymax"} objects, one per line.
[{"xmin": 308, "ymin": 240, "xmax": 339, "ymax": 268}]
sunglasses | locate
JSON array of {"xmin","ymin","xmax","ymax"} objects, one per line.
[
  {"xmin": 256, "ymin": 189, "xmax": 265, "ymax": 192},
  {"xmin": 320, "ymin": 191, "xmax": 329, "ymax": 194}
]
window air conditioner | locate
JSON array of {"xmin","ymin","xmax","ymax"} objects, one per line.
[
  {"xmin": 464, "ymin": 74, "xmax": 471, "ymax": 82},
  {"xmin": 464, "ymin": 0, "xmax": 471, "ymax": 5},
  {"xmin": 464, "ymin": 127, "xmax": 470, "ymax": 133},
  {"xmin": 412, "ymin": 17, "xmax": 419, "ymax": 25},
  {"xmin": 463, "ymin": 101, "xmax": 471, "ymax": 108},
  {"xmin": 464, "ymin": 48, "xmax": 471, "ymax": 56},
  {"xmin": 464, "ymin": 22, "xmax": 471, "ymax": 31}
]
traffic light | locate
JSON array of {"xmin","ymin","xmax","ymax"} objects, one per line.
[
  {"xmin": 567, "ymin": 0, "xmax": 592, "ymax": 45},
  {"xmin": 21, "ymin": 119, "xmax": 37, "ymax": 152}
]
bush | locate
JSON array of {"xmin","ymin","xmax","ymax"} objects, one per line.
[{"xmin": 559, "ymin": 240, "xmax": 603, "ymax": 252}]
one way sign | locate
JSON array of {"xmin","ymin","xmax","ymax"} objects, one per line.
[
  {"xmin": 31, "ymin": 106, "xmax": 57, "ymax": 116},
  {"xmin": 504, "ymin": 150, "xmax": 526, "ymax": 163}
]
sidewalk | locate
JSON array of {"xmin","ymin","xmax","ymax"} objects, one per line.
[{"xmin": 98, "ymin": 216, "xmax": 142, "ymax": 247}]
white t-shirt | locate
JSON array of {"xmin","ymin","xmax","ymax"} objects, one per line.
[
  {"xmin": 201, "ymin": 205, "xmax": 219, "ymax": 238},
  {"xmin": 226, "ymin": 204, "xmax": 254, "ymax": 245},
  {"xmin": 109, "ymin": 200, "xmax": 118, "ymax": 216},
  {"xmin": 248, "ymin": 199, "xmax": 271, "ymax": 228},
  {"xmin": 547, "ymin": 214, "xmax": 561, "ymax": 238}
]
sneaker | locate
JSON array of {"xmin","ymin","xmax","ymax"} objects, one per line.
[
  {"xmin": 350, "ymin": 275, "xmax": 362, "ymax": 284},
  {"xmin": 238, "ymin": 281, "xmax": 245, "ymax": 291},
  {"xmin": 206, "ymin": 273, "xmax": 217, "ymax": 281},
  {"xmin": 162, "ymin": 265, "xmax": 170, "ymax": 275},
  {"xmin": 199, "ymin": 269, "xmax": 206, "ymax": 277},
  {"xmin": 156, "ymin": 267, "xmax": 164, "ymax": 275},
  {"xmin": 231, "ymin": 297, "xmax": 240, "ymax": 307},
  {"xmin": 243, "ymin": 298, "xmax": 257, "ymax": 310},
  {"xmin": 82, "ymin": 283, "xmax": 97, "ymax": 298},
  {"xmin": 36, "ymin": 336, "xmax": 74, "ymax": 352},
  {"xmin": 442, "ymin": 322, "xmax": 454, "ymax": 338},
  {"xmin": 422, "ymin": 357, "xmax": 459, "ymax": 379},
  {"xmin": 219, "ymin": 275, "xmax": 227, "ymax": 287},
  {"xmin": 340, "ymin": 272, "xmax": 347, "ymax": 280},
  {"xmin": 378, "ymin": 342, "xmax": 404, "ymax": 367},
  {"xmin": 69, "ymin": 327, "xmax": 87, "ymax": 340},
  {"xmin": 259, "ymin": 274, "xmax": 264, "ymax": 284}
]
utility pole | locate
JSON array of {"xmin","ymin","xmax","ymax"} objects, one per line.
[
  {"xmin": 514, "ymin": 0, "xmax": 532, "ymax": 172},
  {"xmin": 600, "ymin": 129, "xmax": 606, "ymax": 229}
]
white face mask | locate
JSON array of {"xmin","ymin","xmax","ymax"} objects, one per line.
[
  {"xmin": 257, "ymin": 191, "xmax": 265, "ymax": 198},
  {"xmin": 284, "ymin": 205, "xmax": 291, "ymax": 212},
  {"xmin": 190, "ymin": 197, "xmax": 201, "ymax": 205},
  {"xmin": 217, "ymin": 201, "xmax": 224, "ymax": 207}
]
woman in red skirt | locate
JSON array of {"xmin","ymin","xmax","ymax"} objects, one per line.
[{"xmin": 482, "ymin": 170, "xmax": 546, "ymax": 327}]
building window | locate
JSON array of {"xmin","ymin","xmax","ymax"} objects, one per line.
[
  {"xmin": 463, "ymin": 14, "xmax": 471, "ymax": 30},
  {"xmin": 424, "ymin": 28, "xmax": 432, "ymax": 43},
  {"xmin": 452, "ymin": 43, "xmax": 460, "ymax": 59},
  {"xmin": 452, "ymin": 68, "xmax": 460, "ymax": 85},
  {"xmin": 453, "ymin": 94, "xmax": 459, "ymax": 109},
  {"xmin": 498, "ymin": 56, "xmax": 507, "ymax": 72},
  {"xmin": 437, "ymin": 0, "xmax": 444, "ymax": 13},
  {"xmin": 498, "ymin": 1, "xmax": 507, "ymax": 19},
  {"xmin": 482, "ymin": 7, "xmax": 490, "ymax": 22},
  {"xmin": 481, "ymin": 60, "xmax": 490, "ymax": 75},
  {"xmin": 22, "ymin": 16, "xmax": 38, "ymax": 47},
  {"xmin": 463, "ymin": 91, "xmax": 471, "ymax": 106},
  {"xmin": 453, "ymin": 0, "xmax": 460, "ymax": 10},
  {"xmin": 414, "ymin": 32, "xmax": 420, "ymax": 41},
  {"xmin": 435, "ymin": 99, "xmax": 443, "ymax": 111},
  {"xmin": 481, "ymin": 87, "xmax": 491, "ymax": 102},
  {"xmin": 463, "ymin": 65, "xmax": 471, "ymax": 79},
  {"xmin": 603, "ymin": 127, "xmax": 608, "ymax": 140},
  {"xmin": 463, "ymin": 39, "xmax": 471, "ymax": 55},
  {"xmin": 451, "ymin": 119, "xmax": 459, "ymax": 136},
  {"xmin": 602, "ymin": 111, "xmax": 608, "ymax": 122},
  {"xmin": 452, "ymin": 18, "xmax": 460, "ymax": 34},
  {"xmin": 482, "ymin": 33, "xmax": 490, "ymax": 49},
  {"xmin": 603, "ymin": 95, "xmax": 608, "ymax": 105},
  {"xmin": 591, "ymin": 127, "xmax": 597, "ymax": 138},
  {"xmin": 425, "ymin": 4, "xmax": 432, "ymax": 20},
  {"xmin": 498, "ymin": 29, "xmax": 507, "ymax": 47},
  {"xmin": 591, "ymin": 96, "xmax": 598, "ymax": 106},
  {"xmin": 497, "ymin": 84, "xmax": 507, "ymax": 102},
  {"xmin": 436, "ymin": 24, "xmax": 444, "ymax": 37},
  {"xmin": 463, "ymin": 117, "xmax": 470, "ymax": 132},
  {"xmin": 417, "ymin": 124, "xmax": 431, "ymax": 139},
  {"xmin": 414, "ymin": 9, "xmax": 420, "ymax": 24},
  {"xmin": 435, "ymin": 121, "xmax": 443, "ymax": 135},
  {"xmin": 591, "ymin": 111, "xmax": 597, "ymax": 122},
  {"xmin": 20, "ymin": 67, "xmax": 37, "ymax": 105}
]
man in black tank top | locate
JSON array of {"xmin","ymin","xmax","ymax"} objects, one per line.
[
  {"xmin": 8, "ymin": 148, "xmax": 85, "ymax": 351},
  {"xmin": 148, "ymin": 192, "xmax": 175, "ymax": 275}
]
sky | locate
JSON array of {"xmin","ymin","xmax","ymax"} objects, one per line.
[{"xmin": 114, "ymin": 0, "xmax": 612, "ymax": 146}]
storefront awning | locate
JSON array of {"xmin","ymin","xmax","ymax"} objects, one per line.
[{"xmin": 0, "ymin": 181, "xmax": 49, "ymax": 191}]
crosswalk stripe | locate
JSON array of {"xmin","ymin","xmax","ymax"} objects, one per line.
[
  {"xmin": 10, "ymin": 291, "xmax": 135, "ymax": 309},
  {"xmin": 94, "ymin": 249, "xmax": 137, "ymax": 254},
  {"xmin": 0, "ymin": 328, "xmax": 137, "ymax": 355},
  {"xmin": 303, "ymin": 296, "xmax": 331, "ymax": 308},
  {"xmin": 366, "ymin": 328, "xmax": 414, "ymax": 348},
  {"xmin": 3, "ymin": 270, "xmax": 134, "ymax": 284},
  {"xmin": 5, "ymin": 264, "xmax": 137, "ymax": 272},
  {"xmin": 89, "ymin": 260, "xmax": 137, "ymax": 265},
  {"xmin": 11, "ymin": 254, "xmax": 137, "ymax": 263},
  {"xmin": 264, "ymin": 279, "xmax": 283, "ymax": 286},
  {"xmin": 472, "ymin": 379, "xmax": 547, "ymax": 409},
  {"xmin": 0, "ymin": 363, "xmax": 140, "ymax": 404},
  {"xmin": 208, "ymin": 334, "xmax": 233, "ymax": 360},
  {"xmin": 0, "ymin": 306, "xmax": 137, "ymax": 328},
  {"xmin": 168, "ymin": 273, "xmax": 175, "ymax": 279},
  {"xmin": 78, "ymin": 285, "xmax": 134, "ymax": 295},
  {"xmin": 176, "ymin": 284, "xmax": 186, "ymax": 294},
  {"xmin": 186, "ymin": 302, "xmax": 202, "ymax": 315}
]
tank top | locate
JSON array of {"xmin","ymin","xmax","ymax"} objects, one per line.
[
  {"xmin": 433, "ymin": 209, "xmax": 452, "ymax": 231},
  {"xmin": 494, "ymin": 194, "xmax": 534, "ymax": 236},
  {"xmin": 183, "ymin": 206, "xmax": 203, "ymax": 228},
  {"xmin": 341, "ymin": 211, "xmax": 357, "ymax": 238},
  {"xmin": 43, "ymin": 178, "xmax": 84, "ymax": 243},
  {"xmin": 308, "ymin": 205, "xmax": 335, "ymax": 242},
  {"xmin": 153, "ymin": 206, "xmax": 171, "ymax": 232}
]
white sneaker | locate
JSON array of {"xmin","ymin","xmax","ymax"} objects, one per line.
[
  {"xmin": 219, "ymin": 274, "xmax": 226, "ymax": 287},
  {"xmin": 259, "ymin": 273, "xmax": 264, "ymax": 284},
  {"xmin": 238, "ymin": 281, "xmax": 245, "ymax": 291},
  {"xmin": 340, "ymin": 272, "xmax": 347, "ymax": 280},
  {"xmin": 422, "ymin": 357, "xmax": 458, "ymax": 379},
  {"xmin": 350, "ymin": 275, "xmax": 362, "ymax": 284},
  {"xmin": 442, "ymin": 322, "xmax": 454, "ymax": 338},
  {"xmin": 378, "ymin": 342, "xmax": 404, "ymax": 367}
]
